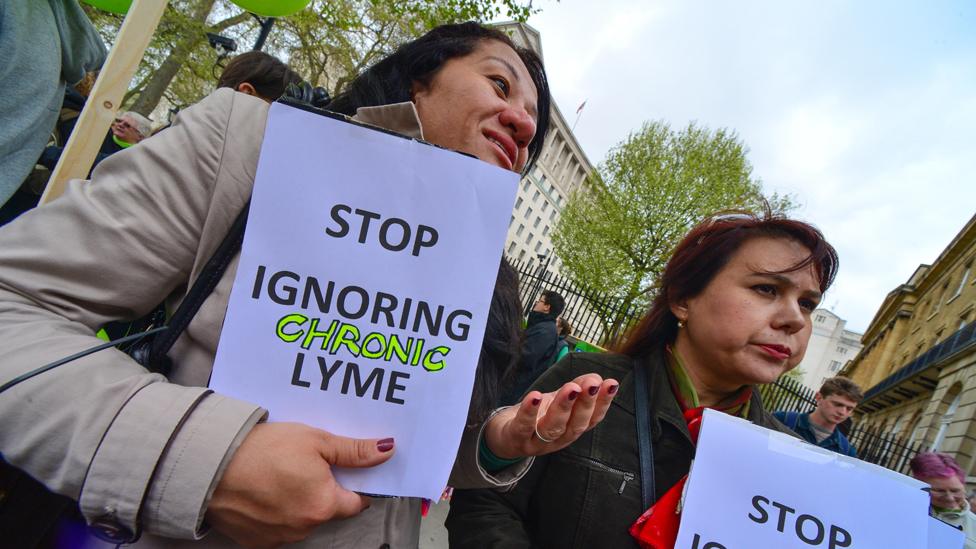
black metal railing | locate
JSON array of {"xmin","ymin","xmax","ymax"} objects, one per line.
[
  {"xmin": 758, "ymin": 374, "xmax": 817, "ymax": 413},
  {"xmin": 846, "ymin": 425, "xmax": 925, "ymax": 474},
  {"xmin": 508, "ymin": 256, "xmax": 644, "ymax": 346}
]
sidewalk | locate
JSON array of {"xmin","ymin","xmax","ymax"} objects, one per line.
[{"xmin": 419, "ymin": 500, "xmax": 450, "ymax": 549}]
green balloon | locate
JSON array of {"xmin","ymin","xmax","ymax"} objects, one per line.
[
  {"xmin": 230, "ymin": 0, "xmax": 311, "ymax": 17},
  {"xmin": 81, "ymin": 0, "xmax": 133, "ymax": 14}
]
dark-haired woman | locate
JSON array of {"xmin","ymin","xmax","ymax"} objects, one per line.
[
  {"xmin": 0, "ymin": 23, "xmax": 617, "ymax": 548},
  {"xmin": 446, "ymin": 211, "xmax": 840, "ymax": 548},
  {"xmin": 217, "ymin": 50, "xmax": 303, "ymax": 102}
]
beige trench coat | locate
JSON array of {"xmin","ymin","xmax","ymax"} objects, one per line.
[{"xmin": 0, "ymin": 89, "xmax": 529, "ymax": 548}]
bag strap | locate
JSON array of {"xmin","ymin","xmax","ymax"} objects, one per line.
[
  {"xmin": 145, "ymin": 200, "xmax": 250, "ymax": 368},
  {"xmin": 784, "ymin": 411, "xmax": 800, "ymax": 431},
  {"xmin": 633, "ymin": 356, "xmax": 656, "ymax": 510},
  {"xmin": 837, "ymin": 432, "xmax": 851, "ymax": 455}
]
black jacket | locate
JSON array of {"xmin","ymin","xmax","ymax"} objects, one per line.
[
  {"xmin": 447, "ymin": 350, "xmax": 794, "ymax": 548},
  {"xmin": 500, "ymin": 313, "xmax": 559, "ymax": 405}
]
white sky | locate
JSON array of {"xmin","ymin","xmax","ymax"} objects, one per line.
[{"xmin": 509, "ymin": 0, "xmax": 976, "ymax": 333}]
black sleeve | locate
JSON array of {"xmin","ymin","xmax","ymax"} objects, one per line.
[
  {"xmin": 519, "ymin": 321, "xmax": 557, "ymax": 372},
  {"xmin": 446, "ymin": 458, "xmax": 545, "ymax": 549}
]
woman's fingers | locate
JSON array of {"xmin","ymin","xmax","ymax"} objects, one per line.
[
  {"xmin": 483, "ymin": 375, "xmax": 620, "ymax": 459},
  {"xmin": 535, "ymin": 374, "xmax": 619, "ymax": 448},
  {"xmin": 587, "ymin": 379, "xmax": 620, "ymax": 429}
]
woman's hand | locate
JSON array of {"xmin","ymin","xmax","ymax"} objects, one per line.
[
  {"xmin": 483, "ymin": 374, "xmax": 618, "ymax": 459},
  {"xmin": 206, "ymin": 422, "xmax": 395, "ymax": 548}
]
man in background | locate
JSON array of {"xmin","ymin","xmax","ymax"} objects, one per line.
[
  {"xmin": 501, "ymin": 290, "xmax": 565, "ymax": 405},
  {"xmin": 774, "ymin": 376, "xmax": 862, "ymax": 457}
]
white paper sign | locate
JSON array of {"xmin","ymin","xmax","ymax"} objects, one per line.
[
  {"xmin": 928, "ymin": 516, "xmax": 966, "ymax": 549},
  {"xmin": 675, "ymin": 410, "xmax": 930, "ymax": 549},
  {"xmin": 210, "ymin": 102, "xmax": 518, "ymax": 499}
]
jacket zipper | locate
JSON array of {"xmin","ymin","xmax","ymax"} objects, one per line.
[{"xmin": 565, "ymin": 454, "xmax": 636, "ymax": 494}]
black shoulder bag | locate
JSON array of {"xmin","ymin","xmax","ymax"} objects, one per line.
[
  {"xmin": 633, "ymin": 357, "xmax": 657, "ymax": 510},
  {"xmin": 0, "ymin": 201, "xmax": 249, "ymax": 547}
]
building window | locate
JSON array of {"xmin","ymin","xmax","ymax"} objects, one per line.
[
  {"xmin": 836, "ymin": 346, "xmax": 847, "ymax": 355},
  {"xmin": 542, "ymin": 225, "xmax": 550, "ymax": 236},
  {"xmin": 951, "ymin": 261, "xmax": 972, "ymax": 299},
  {"xmin": 524, "ymin": 207, "xmax": 533, "ymax": 219},
  {"xmin": 532, "ymin": 190, "xmax": 540, "ymax": 202},
  {"xmin": 518, "ymin": 250, "xmax": 526, "ymax": 261},
  {"xmin": 525, "ymin": 232, "xmax": 533, "ymax": 244},
  {"xmin": 515, "ymin": 197, "xmax": 523, "ymax": 209},
  {"xmin": 816, "ymin": 314, "xmax": 825, "ymax": 323},
  {"xmin": 541, "ymin": 201, "xmax": 548, "ymax": 212},
  {"xmin": 509, "ymin": 215, "xmax": 514, "ymax": 227},
  {"xmin": 534, "ymin": 217, "xmax": 541, "ymax": 229},
  {"xmin": 829, "ymin": 360, "xmax": 841, "ymax": 372},
  {"xmin": 549, "ymin": 209, "xmax": 557, "ymax": 221},
  {"xmin": 522, "ymin": 180, "xmax": 531, "ymax": 191},
  {"xmin": 516, "ymin": 224, "xmax": 524, "ymax": 236},
  {"xmin": 534, "ymin": 241, "xmax": 542, "ymax": 252},
  {"xmin": 507, "ymin": 241, "xmax": 516, "ymax": 254},
  {"xmin": 932, "ymin": 389, "xmax": 962, "ymax": 451},
  {"xmin": 933, "ymin": 282, "xmax": 950, "ymax": 313}
]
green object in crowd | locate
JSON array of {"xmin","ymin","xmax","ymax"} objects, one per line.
[
  {"xmin": 573, "ymin": 340, "xmax": 605, "ymax": 353},
  {"xmin": 81, "ymin": 0, "xmax": 132, "ymax": 14},
  {"xmin": 96, "ymin": 328, "xmax": 111, "ymax": 342},
  {"xmin": 230, "ymin": 0, "xmax": 312, "ymax": 16},
  {"xmin": 82, "ymin": 0, "xmax": 311, "ymax": 17}
]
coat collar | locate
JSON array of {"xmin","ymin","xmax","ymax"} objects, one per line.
[
  {"xmin": 620, "ymin": 348, "xmax": 783, "ymax": 445},
  {"xmin": 351, "ymin": 102, "xmax": 424, "ymax": 140}
]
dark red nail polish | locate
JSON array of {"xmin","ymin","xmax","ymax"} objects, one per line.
[
  {"xmin": 531, "ymin": 397, "xmax": 542, "ymax": 406},
  {"xmin": 377, "ymin": 438, "xmax": 395, "ymax": 452},
  {"xmin": 588, "ymin": 386, "xmax": 599, "ymax": 396},
  {"xmin": 568, "ymin": 390, "xmax": 580, "ymax": 401},
  {"xmin": 608, "ymin": 384, "xmax": 619, "ymax": 395}
]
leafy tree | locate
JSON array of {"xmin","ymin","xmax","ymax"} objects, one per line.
[
  {"xmin": 551, "ymin": 120, "xmax": 795, "ymax": 341},
  {"xmin": 82, "ymin": 0, "xmax": 539, "ymax": 119}
]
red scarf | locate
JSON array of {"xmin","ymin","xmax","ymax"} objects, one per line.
[{"xmin": 628, "ymin": 368, "xmax": 751, "ymax": 549}]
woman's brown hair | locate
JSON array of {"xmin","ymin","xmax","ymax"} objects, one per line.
[
  {"xmin": 613, "ymin": 207, "xmax": 839, "ymax": 358},
  {"xmin": 217, "ymin": 51, "xmax": 303, "ymax": 101}
]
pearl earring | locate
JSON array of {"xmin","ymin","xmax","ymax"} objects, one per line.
[{"xmin": 677, "ymin": 319, "xmax": 685, "ymax": 329}]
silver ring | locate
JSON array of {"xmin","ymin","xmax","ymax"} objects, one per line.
[{"xmin": 534, "ymin": 424, "xmax": 555, "ymax": 443}]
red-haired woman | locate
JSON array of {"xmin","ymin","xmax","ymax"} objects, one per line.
[{"xmin": 446, "ymin": 210, "xmax": 839, "ymax": 548}]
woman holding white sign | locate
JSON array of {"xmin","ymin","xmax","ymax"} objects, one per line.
[
  {"xmin": 0, "ymin": 22, "xmax": 617, "ymax": 549},
  {"xmin": 447, "ymin": 209, "xmax": 840, "ymax": 549}
]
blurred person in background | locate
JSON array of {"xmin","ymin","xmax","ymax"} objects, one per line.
[
  {"xmin": 911, "ymin": 452, "xmax": 976, "ymax": 548},
  {"xmin": 0, "ymin": 1, "xmax": 104, "ymax": 210},
  {"xmin": 773, "ymin": 376, "xmax": 862, "ymax": 457}
]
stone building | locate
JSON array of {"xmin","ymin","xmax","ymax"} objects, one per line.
[
  {"xmin": 796, "ymin": 309, "xmax": 863, "ymax": 391},
  {"xmin": 842, "ymin": 214, "xmax": 976, "ymax": 477},
  {"xmin": 495, "ymin": 22, "xmax": 594, "ymax": 274}
]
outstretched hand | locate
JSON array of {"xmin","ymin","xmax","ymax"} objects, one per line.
[
  {"xmin": 206, "ymin": 422, "xmax": 395, "ymax": 548},
  {"xmin": 483, "ymin": 373, "xmax": 618, "ymax": 459}
]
